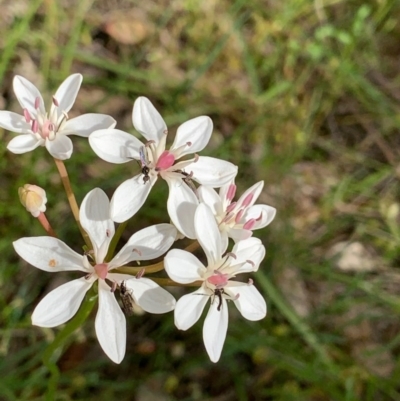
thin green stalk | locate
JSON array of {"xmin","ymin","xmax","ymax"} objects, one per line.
[
  {"xmin": 53, "ymin": 158, "xmax": 92, "ymax": 250},
  {"xmin": 42, "ymin": 289, "xmax": 97, "ymax": 401},
  {"xmin": 257, "ymin": 271, "xmax": 337, "ymax": 373},
  {"xmin": 106, "ymin": 221, "xmax": 128, "ymax": 262}
]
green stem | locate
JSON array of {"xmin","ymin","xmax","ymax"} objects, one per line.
[
  {"xmin": 53, "ymin": 158, "xmax": 92, "ymax": 250},
  {"xmin": 42, "ymin": 289, "xmax": 97, "ymax": 401},
  {"xmin": 257, "ymin": 271, "xmax": 337, "ymax": 373},
  {"xmin": 106, "ymin": 221, "xmax": 128, "ymax": 262}
]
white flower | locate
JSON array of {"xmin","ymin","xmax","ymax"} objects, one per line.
[
  {"xmin": 13, "ymin": 188, "xmax": 177, "ymax": 363},
  {"xmin": 0, "ymin": 74, "xmax": 116, "ymax": 160},
  {"xmin": 89, "ymin": 97, "xmax": 237, "ymax": 238},
  {"xmin": 198, "ymin": 180, "xmax": 276, "ymax": 252},
  {"xmin": 18, "ymin": 184, "xmax": 47, "ymax": 217},
  {"xmin": 164, "ymin": 203, "xmax": 266, "ymax": 363}
]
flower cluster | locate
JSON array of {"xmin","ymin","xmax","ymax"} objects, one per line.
[{"xmin": 5, "ymin": 74, "xmax": 276, "ymax": 363}]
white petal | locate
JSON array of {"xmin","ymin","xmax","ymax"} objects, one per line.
[
  {"xmin": 111, "ymin": 224, "xmax": 176, "ymax": 267},
  {"xmin": 230, "ymin": 238, "xmax": 265, "ymax": 273},
  {"xmin": 164, "ymin": 249, "xmax": 206, "ymax": 283},
  {"xmin": 110, "ymin": 174, "xmax": 156, "ymax": 223},
  {"xmin": 32, "ymin": 277, "xmax": 93, "ymax": 327},
  {"xmin": 171, "ymin": 116, "xmax": 213, "ymax": 157},
  {"xmin": 228, "ymin": 282, "xmax": 267, "ymax": 321},
  {"xmin": 0, "ymin": 111, "xmax": 30, "ymax": 133},
  {"xmin": 220, "ymin": 231, "xmax": 229, "ymax": 254},
  {"xmin": 46, "ymin": 135, "xmax": 73, "ymax": 160},
  {"xmin": 61, "ymin": 114, "xmax": 116, "ymax": 137},
  {"xmin": 95, "ymin": 280, "xmax": 126, "ymax": 364},
  {"xmin": 244, "ymin": 204, "xmax": 276, "ymax": 229},
  {"xmin": 187, "ymin": 156, "xmax": 238, "ymax": 187},
  {"xmin": 174, "ymin": 287, "xmax": 209, "ymax": 330},
  {"xmin": 89, "ymin": 129, "xmax": 145, "ymax": 163},
  {"xmin": 132, "ymin": 97, "xmax": 167, "ymax": 143},
  {"xmin": 203, "ymin": 298, "xmax": 228, "ymax": 363},
  {"xmin": 7, "ymin": 134, "xmax": 41, "ymax": 154},
  {"xmin": 195, "ymin": 204, "xmax": 221, "ymax": 267},
  {"xmin": 236, "ymin": 181, "xmax": 264, "ymax": 209},
  {"xmin": 80, "ymin": 188, "xmax": 114, "ymax": 263},
  {"xmin": 13, "ymin": 237, "xmax": 86, "ymax": 272},
  {"xmin": 53, "ymin": 74, "xmax": 82, "ymax": 113},
  {"xmin": 197, "ymin": 185, "xmax": 222, "ymax": 216},
  {"xmin": 122, "ymin": 277, "xmax": 176, "ymax": 314},
  {"xmin": 165, "ymin": 175, "xmax": 198, "ymax": 239},
  {"xmin": 228, "ymin": 228, "xmax": 253, "ymax": 243},
  {"xmin": 13, "ymin": 75, "xmax": 45, "ymax": 115}
]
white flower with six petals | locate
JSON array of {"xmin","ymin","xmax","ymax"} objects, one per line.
[
  {"xmin": 0, "ymin": 74, "xmax": 116, "ymax": 159},
  {"xmin": 198, "ymin": 180, "xmax": 276, "ymax": 252},
  {"xmin": 164, "ymin": 203, "xmax": 267, "ymax": 363},
  {"xmin": 13, "ymin": 188, "xmax": 177, "ymax": 363},
  {"xmin": 89, "ymin": 97, "xmax": 237, "ymax": 238}
]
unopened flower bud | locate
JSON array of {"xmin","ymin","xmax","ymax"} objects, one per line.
[{"xmin": 18, "ymin": 184, "xmax": 47, "ymax": 217}]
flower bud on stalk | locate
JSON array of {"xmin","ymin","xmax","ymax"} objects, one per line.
[{"xmin": 18, "ymin": 184, "xmax": 56, "ymax": 237}]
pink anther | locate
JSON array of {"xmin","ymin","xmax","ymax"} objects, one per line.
[
  {"xmin": 235, "ymin": 209, "xmax": 245, "ymax": 224},
  {"xmin": 226, "ymin": 202, "xmax": 237, "ymax": 213},
  {"xmin": 23, "ymin": 109, "xmax": 31, "ymax": 123},
  {"xmin": 226, "ymin": 252, "xmax": 237, "ymax": 259},
  {"xmin": 186, "ymin": 141, "xmax": 192, "ymax": 147},
  {"xmin": 156, "ymin": 151, "xmax": 175, "ymax": 170},
  {"xmin": 31, "ymin": 120, "xmax": 39, "ymax": 133},
  {"xmin": 135, "ymin": 268, "xmax": 145, "ymax": 279},
  {"xmin": 132, "ymin": 248, "xmax": 142, "ymax": 256},
  {"xmin": 247, "ymin": 278, "xmax": 254, "ymax": 285},
  {"xmin": 34, "ymin": 97, "xmax": 41, "ymax": 109},
  {"xmin": 226, "ymin": 184, "xmax": 236, "ymax": 202},
  {"xmin": 243, "ymin": 219, "xmax": 256, "ymax": 230},
  {"xmin": 241, "ymin": 193, "xmax": 254, "ymax": 207},
  {"xmin": 94, "ymin": 263, "xmax": 108, "ymax": 279},
  {"xmin": 245, "ymin": 259, "xmax": 255, "ymax": 267},
  {"xmin": 52, "ymin": 96, "xmax": 59, "ymax": 107},
  {"xmin": 106, "ymin": 229, "xmax": 111, "ymax": 237}
]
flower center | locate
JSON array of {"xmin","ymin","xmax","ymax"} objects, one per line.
[
  {"xmin": 94, "ymin": 263, "xmax": 109, "ymax": 279},
  {"xmin": 207, "ymin": 271, "xmax": 229, "ymax": 287},
  {"xmin": 24, "ymin": 96, "xmax": 68, "ymax": 141},
  {"xmin": 155, "ymin": 151, "xmax": 176, "ymax": 171}
]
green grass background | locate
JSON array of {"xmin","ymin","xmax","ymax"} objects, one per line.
[{"xmin": 1, "ymin": 0, "xmax": 400, "ymax": 400}]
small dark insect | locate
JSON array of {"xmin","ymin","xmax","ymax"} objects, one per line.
[
  {"xmin": 139, "ymin": 146, "xmax": 151, "ymax": 184},
  {"xmin": 174, "ymin": 169, "xmax": 198, "ymax": 196},
  {"xmin": 120, "ymin": 280, "xmax": 135, "ymax": 316},
  {"xmin": 213, "ymin": 288, "xmax": 227, "ymax": 312}
]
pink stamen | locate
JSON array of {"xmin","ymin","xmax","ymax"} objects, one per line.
[
  {"xmin": 94, "ymin": 263, "xmax": 108, "ymax": 280},
  {"xmin": 156, "ymin": 151, "xmax": 176, "ymax": 170},
  {"xmin": 186, "ymin": 141, "xmax": 192, "ymax": 147},
  {"xmin": 132, "ymin": 248, "xmax": 142, "ymax": 256},
  {"xmin": 233, "ymin": 293, "xmax": 240, "ymax": 300},
  {"xmin": 207, "ymin": 272, "xmax": 229, "ymax": 287},
  {"xmin": 23, "ymin": 109, "xmax": 31, "ymax": 123},
  {"xmin": 52, "ymin": 96, "xmax": 59, "ymax": 107},
  {"xmin": 136, "ymin": 268, "xmax": 145, "ymax": 279},
  {"xmin": 226, "ymin": 184, "xmax": 237, "ymax": 202},
  {"xmin": 110, "ymin": 281, "xmax": 117, "ymax": 292},
  {"xmin": 225, "ymin": 252, "xmax": 237, "ymax": 259},
  {"xmin": 226, "ymin": 202, "xmax": 237, "ymax": 213},
  {"xmin": 243, "ymin": 219, "xmax": 256, "ymax": 230},
  {"xmin": 241, "ymin": 193, "xmax": 254, "ymax": 208},
  {"xmin": 247, "ymin": 278, "xmax": 254, "ymax": 285},
  {"xmin": 255, "ymin": 212, "xmax": 263, "ymax": 222},
  {"xmin": 246, "ymin": 259, "xmax": 255, "ymax": 268},
  {"xmin": 220, "ymin": 212, "xmax": 234, "ymax": 224},
  {"xmin": 235, "ymin": 208, "xmax": 245, "ymax": 224},
  {"xmin": 34, "ymin": 97, "xmax": 40, "ymax": 109},
  {"xmin": 106, "ymin": 229, "xmax": 111, "ymax": 237},
  {"xmin": 193, "ymin": 154, "xmax": 199, "ymax": 163},
  {"xmin": 31, "ymin": 120, "xmax": 38, "ymax": 133}
]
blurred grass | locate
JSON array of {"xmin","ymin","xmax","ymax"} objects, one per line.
[{"xmin": 1, "ymin": 0, "xmax": 400, "ymax": 399}]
